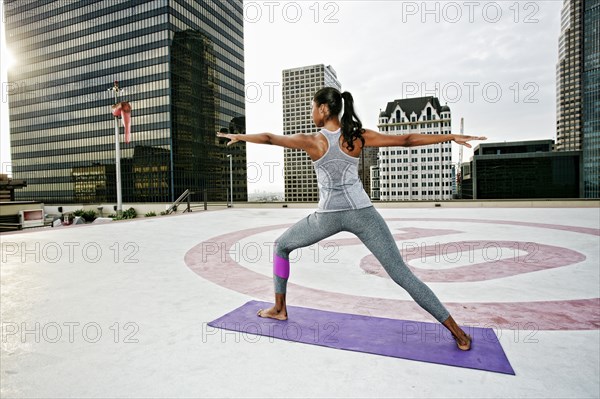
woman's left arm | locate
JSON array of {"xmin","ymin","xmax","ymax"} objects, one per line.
[
  {"xmin": 410, "ymin": 133, "xmax": 487, "ymax": 148},
  {"xmin": 362, "ymin": 128, "xmax": 487, "ymax": 148}
]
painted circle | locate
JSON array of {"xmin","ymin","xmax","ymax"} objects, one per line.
[{"xmin": 185, "ymin": 217, "xmax": 600, "ymax": 330}]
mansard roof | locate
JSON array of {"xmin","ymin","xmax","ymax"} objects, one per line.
[{"xmin": 381, "ymin": 96, "xmax": 449, "ymax": 118}]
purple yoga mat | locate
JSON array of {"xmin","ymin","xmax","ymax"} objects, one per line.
[{"xmin": 208, "ymin": 300, "xmax": 515, "ymax": 375}]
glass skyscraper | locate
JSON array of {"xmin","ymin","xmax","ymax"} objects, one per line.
[
  {"xmin": 4, "ymin": 0, "xmax": 246, "ymax": 204},
  {"xmin": 582, "ymin": 0, "xmax": 599, "ymax": 198},
  {"xmin": 556, "ymin": 0, "xmax": 583, "ymax": 152}
]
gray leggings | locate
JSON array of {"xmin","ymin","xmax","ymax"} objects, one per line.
[{"xmin": 273, "ymin": 206, "xmax": 451, "ymax": 323}]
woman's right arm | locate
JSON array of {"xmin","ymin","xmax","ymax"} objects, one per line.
[{"xmin": 216, "ymin": 132, "xmax": 315, "ymax": 151}]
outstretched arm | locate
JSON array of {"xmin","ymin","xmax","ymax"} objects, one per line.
[
  {"xmin": 216, "ymin": 131, "xmax": 315, "ymax": 151},
  {"xmin": 362, "ymin": 128, "xmax": 487, "ymax": 148}
]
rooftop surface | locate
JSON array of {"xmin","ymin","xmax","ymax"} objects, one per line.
[{"xmin": 1, "ymin": 206, "xmax": 599, "ymax": 398}]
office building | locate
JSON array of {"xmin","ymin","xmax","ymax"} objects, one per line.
[
  {"xmin": 460, "ymin": 140, "xmax": 582, "ymax": 199},
  {"xmin": 376, "ymin": 96, "xmax": 453, "ymax": 201},
  {"xmin": 556, "ymin": 0, "xmax": 583, "ymax": 152},
  {"xmin": 358, "ymin": 146, "xmax": 378, "ymax": 198},
  {"xmin": 5, "ymin": 0, "xmax": 246, "ymax": 204},
  {"xmin": 582, "ymin": 0, "xmax": 599, "ymax": 198},
  {"xmin": 370, "ymin": 165, "xmax": 380, "ymax": 200},
  {"xmin": 282, "ymin": 64, "xmax": 341, "ymax": 202}
]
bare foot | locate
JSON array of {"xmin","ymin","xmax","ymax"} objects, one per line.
[
  {"xmin": 454, "ymin": 334, "xmax": 472, "ymax": 351},
  {"xmin": 442, "ymin": 315, "xmax": 472, "ymax": 351},
  {"xmin": 257, "ymin": 305, "xmax": 287, "ymax": 320}
]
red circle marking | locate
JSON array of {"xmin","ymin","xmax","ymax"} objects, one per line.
[
  {"xmin": 360, "ymin": 240, "xmax": 587, "ymax": 282},
  {"xmin": 184, "ymin": 218, "xmax": 600, "ymax": 330}
]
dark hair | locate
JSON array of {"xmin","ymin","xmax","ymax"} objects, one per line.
[{"xmin": 313, "ymin": 87, "xmax": 365, "ymax": 151}]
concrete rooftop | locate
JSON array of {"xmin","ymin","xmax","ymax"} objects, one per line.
[{"xmin": 1, "ymin": 205, "xmax": 599, "ymax": 398}]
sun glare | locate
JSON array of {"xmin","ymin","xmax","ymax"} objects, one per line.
[
  {"xmin": 1, "ymin": 20, "xmax": 16, "ymax": 70},
  {"xmin": 1, "ymin": 46, "xmax": 15, "ymax": 70}
]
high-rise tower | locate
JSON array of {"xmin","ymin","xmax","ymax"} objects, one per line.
[
  {"xmin": 582, "ymin": 0, "xmax": 600, "ymax": 198},
  {"xmin": 282, "ymin": 64, "xmax": 340, "ymax": 202},
  {"xmin": 556, "ymin": 0, "xmax": 583, "ymax": 152},
  {"xmin": 4, "ymin": 0, "xmax": 246, "ymax": 203}
]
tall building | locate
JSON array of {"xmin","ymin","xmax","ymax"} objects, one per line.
[
  {"xmin": 556, "ymin": 0, "xmax": 583, "ymax": 152},
  {"xmin": 376, "ymin": 97, "xmax": 453, "ymax": 201},
  {"xmin": 282, "ymin": 64, "xmax": 341, "ymax": 202},
  {"xmin": 4, "ymin": 0, "xmax": 246, "ymax": 204},
  {"xmin": 358, "ymin": 146, "xmax": 378, "ymax": 198},
  {"xmin": 582, "ymin": 0, "xmax": 600, "ymax": 198},
  {"xmin": 369, "ymin": 165, "xmax": 380, "ymax": 200}
]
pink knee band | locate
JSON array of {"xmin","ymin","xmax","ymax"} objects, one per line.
[{"xmin": 273, "ymin": 254, "xmax": 290, "ymax": 279}]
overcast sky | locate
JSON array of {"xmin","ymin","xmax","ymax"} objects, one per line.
[{"xmin": 1, "ymin": 1, "xmax": 564, "ymax": 193}]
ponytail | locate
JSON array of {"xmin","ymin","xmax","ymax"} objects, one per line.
[
  {"xmin": 340, "ymin": 91, "xmax": 365, "ymax": 152},
  {"xmin": 313, "ymin": 87, "xmax": 365, "ymax": 152}
]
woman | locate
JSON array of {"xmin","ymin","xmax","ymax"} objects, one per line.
[{"xmin": 217, "ymin": 87, "xmax": 486, "ymax": 350}]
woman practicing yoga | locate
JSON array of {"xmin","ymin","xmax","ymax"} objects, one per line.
[{"xmin": 217, "ymin": 87, "xmax": 487, "ymax": 350}]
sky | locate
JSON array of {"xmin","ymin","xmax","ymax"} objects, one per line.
[{"xmin": 1, "ymin": 1, "xmax": 564, "ymax": 193}]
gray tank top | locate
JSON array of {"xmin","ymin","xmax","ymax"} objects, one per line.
[{"xmin": 313, "ymin": 128, "xmax": 373, "ymax": 212}]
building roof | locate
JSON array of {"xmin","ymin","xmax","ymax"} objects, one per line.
[
  {"xmin": 472, "ymin": 139, "xmax": 556, "ymax": 155},
  {"xmin": 380, "ymin": 96, "xmax": 447, "ymax": 118}
]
